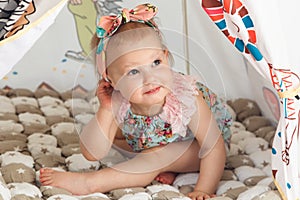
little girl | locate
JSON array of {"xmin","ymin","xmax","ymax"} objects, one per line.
[{"xmin": 40, "ymin": 3, "xmax": 232, "ymax": 200}]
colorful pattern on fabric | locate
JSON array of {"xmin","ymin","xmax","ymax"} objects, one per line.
[
  {"xmin": 95, "ymin": 3, "xmax": 158, "ymax": 54},
  {"xmin": 122, "ymin": 110, "xmax": 194, "ymax": 152},
  {"xmin": 201, "ymin": 0, "xmax": 300, "ymax": 199},
  {"xmin": 0, "ymin": 0, "xmax": 35, "ymax": 41},
  {"xmin": 120, "ymin": 73, "xmax": 232, "ymax": 152},
  {"xmin": 202, "ymin": 1, "xmax": 257, "ymax": 57},
  {"xmin": 0, "ymin": 0, "xmax": 66, "ymax": 80},
  {"xmin": 197, "ymin": 82, "xmax": 232, "ymax": 146}
]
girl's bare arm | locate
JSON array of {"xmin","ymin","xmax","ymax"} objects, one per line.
[
  {"xmin": 79, "ymin": 108, "xmax": 119, "ymax": 161},
  {"xmin": 80, "ymin": 79, "xmax": 119, "ymax": 161},
  {"xmin": 113, "ymin": 128, "xmax": 134, "ymax": 152},
  {"xmin": 188, "ymin": 93, "xmax": 226, "ymax": 195}
]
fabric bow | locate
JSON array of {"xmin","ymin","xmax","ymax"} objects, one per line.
[{"xmin": 96, "ymin": 3, "xmax": 158, "ymax": 54}]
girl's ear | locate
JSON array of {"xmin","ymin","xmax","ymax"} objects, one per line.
[
  {"xmin": 102, "ymin": 71, "xmax": 113, "ymax": 84},
  {"xmin": 104, "ymin": 76, "xmax": 112, "ymax": 84},
  {"xmin": 104, "ymin": 73, "xmax": 118, "ymax": 89},
  {"xmin": 163, "ymin": 49, "xmax": 169, "ymax": 57}
]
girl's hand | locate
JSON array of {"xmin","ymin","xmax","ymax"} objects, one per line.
[
  {"xmin": 188, "ymin": 190, "xmax": 216, "ymax": 200},
  {"xmin": 96, "ymin": 79, "xmax": 114, "ymax": 110}
]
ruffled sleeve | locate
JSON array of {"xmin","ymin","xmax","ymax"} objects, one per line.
[
  {"xmin": 112, "ymin": 91, "xmax": 130, "ymax": 124},
  {"xmin": 159, "ymin": 72, "xmax": 199, "ymax": 137}
]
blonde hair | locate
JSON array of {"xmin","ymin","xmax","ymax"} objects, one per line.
[
  {"xmin": 91, "ymin": 21, "xmax": 160, "ymax": 52},
  {"xmin": 91, "ymin": 21, "xmax": 173, "ymax": 74}
]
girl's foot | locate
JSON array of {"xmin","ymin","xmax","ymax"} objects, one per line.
[
  {"xmin": 39, "ymin": 168, "xmax": 92, "ymax": 195},
  {"xmin": 155, "ymin": 172, "xmax": 177, "ymax": 185}
]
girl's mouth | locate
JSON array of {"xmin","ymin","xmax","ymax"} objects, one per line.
[{"xmin": 144, "ymin": 86, "xmax": 161, "ymax": 95}]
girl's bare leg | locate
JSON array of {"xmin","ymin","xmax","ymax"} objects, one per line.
[
  {"xmin": 40, "ymin": 140, "xmax": 200, "ymax": 195},
  {"xmin": 114, "ymin": 138, "xmax": 178, "ymax": 185}
]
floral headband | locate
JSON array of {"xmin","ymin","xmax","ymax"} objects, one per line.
[{"xmin": 96, "ymin": 3, "xmax": 158, "ymax": 54}]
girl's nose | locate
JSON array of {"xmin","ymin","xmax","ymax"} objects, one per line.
[{"xmin": 142, "ymin": 70, "xmax": 156, "ymax": 85}]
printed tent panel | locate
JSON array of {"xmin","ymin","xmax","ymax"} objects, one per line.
[
  {"xmin": 0, "ymin": 0, "xmax": 67, "ymax": 79},
  {"xmin": 200, "ymin": 0, "xmax": 300, "ymax": 199},
  {"xmin": 0, "ymin": 0, "xmax": 34, "ymax": 40},
  {"xmin": 0, "ymin": 0, "xmax": 251, "ymax": 99},
  {"xmin": 0, "ymin": 0, "xmax": 298, "ymax": 198}
]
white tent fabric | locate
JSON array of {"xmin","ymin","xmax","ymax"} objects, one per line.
[
  {"xmin": 185, "ymin": 0, "xmax": 252, "ymax": 100},
  {"xmin": 0, "ymin": 0, "xmax": 67, "ymax": 79},
  {"xmin": 0, "ymin": 0, "xmax": 252, "ymax": 100},
  {"xmin": 200, "ymin": 0, "xmax": 300, "ymax": 199},
  {"xmin": 1, "ymin": 0, "xmax": 298, "ymax": 198}
]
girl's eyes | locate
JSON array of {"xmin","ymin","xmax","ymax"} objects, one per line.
[
  {"xmin": 126, "ymin": 59, "xmax": 162, "ymax": 75},
  {"xmin": 127, "ymin": 69, "xmax": 139, "ymax": 76},
  {"xmin": 152, "ymin": 59, "xmax": 162, "ymax": 67}
]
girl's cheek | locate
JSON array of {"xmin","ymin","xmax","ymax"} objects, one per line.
[
  {"xmin": 154, "ymin": 68, "xmax": 173, "ymax": 88},
  {"xmin": 117, "ymin": 78, "xmax": 143, "ymax": 100}
]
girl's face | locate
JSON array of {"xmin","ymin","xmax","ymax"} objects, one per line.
[{"xmin": 107, "ymin": 48, "xmax": 173, "ymax": 108}]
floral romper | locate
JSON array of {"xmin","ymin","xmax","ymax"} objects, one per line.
[{"xmin": 116, "ymin": 72, "xmax": 232, "ymax": 152}]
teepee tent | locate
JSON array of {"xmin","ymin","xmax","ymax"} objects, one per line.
[
  {"xmin": 198, "ymin": 0, "xmax": 300, "ymax": 199},
  {"xmin": 0, "ymin": 0, "xmax": 298, "ymax": 199},
  {"xmin": 0, "ymin": 0, "xmax": 67, "ymax": 79},
  {"xmin": 0, "ymin": 0, "xmax": 252, "ymax": 98}
]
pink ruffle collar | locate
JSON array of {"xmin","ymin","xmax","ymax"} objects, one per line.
[{"xmin": 116, "ymin": 72, "xmax": 199, "ymax": 137}]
